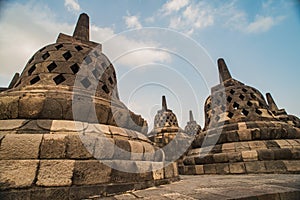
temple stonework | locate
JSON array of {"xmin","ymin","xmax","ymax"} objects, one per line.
[
  {"xmin": 181, "ymin": 59, "xmax": 300, "ymax": 175},
  {"xmin": 0, "ymin": 13, "xmax": 178, "ymax": 199},
  {"xmin": 1, "ymin": 13, "xmax": 300, "ymax": 200}
]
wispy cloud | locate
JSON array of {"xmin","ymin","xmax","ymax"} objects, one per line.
[
  {"xmin": 245, "ymin": 15, "xmax": 285, "ymax": 33},
  {"xmin": 160, "ymin": 0, "xmax": 189, "ymax": 15},
  {"xmin": 64, "ymin": 0, "xmax": 80, "ymax": 12},
  {"xmin": 123, "ymin": 14, "xmax": 142, "ymax": 29}
]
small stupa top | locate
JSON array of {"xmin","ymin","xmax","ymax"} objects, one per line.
[
  {"xmin": 184, "ymin": 110, "xmax": 201, "ymax": 135},
  {"xmin": 153, "ymin": 96, "xmax": 179, "ymax": 132},
  {"xmin": 204, "ymin": 58, "xmax": 276, "ymax": 129}
]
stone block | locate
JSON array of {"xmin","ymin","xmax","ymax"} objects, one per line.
[
  {"xmin": 40, "ymin": 97, "xmax": 63, "ymax": 119},
  {"xmin": 0, "ymin": 119, "xmax": 27, "ymax": 131},
  {"xmin": 241, "ymin": 150, "xmax": 258, "ymax": 162},
  {"xmin": 93, "ymin": 137, "xmax": 114, "ymax": 159},
  {"xmin": 248, "ymin": 141, "xmax": 267, "ymax": 150},
  {"xmin": 283, "ymin": 160, "xmax": 300, "ymax": 172},
  {"xmin": 245, "ymin": 161, "xmax": 266, "ymax": 173},
  {"xmin": 0, "ymin": 96, "xmax": 19, "ymax": 119},
  {"xmin": 66, "ymin": 134, "xmax": 94, "ymax": 159},
  {"xmin": 237, "ymin": 130, "xmax": 252, "ymax": 141},
  {"xmin": 73, "ymin": 160, "xmax": 112, "ymax": 185},
  {"xmin": 274, "ymin": 139, "xmax": 291, "ymax": 148},
  {"xmin": 183, "ymin": 156, "xmax": 195, "ymax": 165},
  {"xmin": 0, "ymin": 160, "xmax": 38, "ymax": 189},
  {"xmin": 51, "ymin": 120, "xmax": 87, "ymax": 132},
  {"xmin": 203, "ymin": 164, "xmax": 217, "ymax": 174},
  {"xmin": 273, "ymin": 148, "xmax": 292, "ymax": 160},
  {"xmin": 264, "ymin": 160, "xmax": 287, "ymax": 173},
  {"xmin": 291, "ymin": 148, "xmax": 300, "ymax": 159},
  {"xmin": 31, "ymin": 187, "xmax": 69, "ymax": 200},
  {"xmin": 0, "ymin": 134, "xmax": 42, "ymax": 159},
  {"xmin": 135, "ymin": 161, "xmax": 152, "ymax": 180},
  {"xmin": 195, "ymin": 154, "xmax": 214, "ymax": 164},
  {"xmin": 37, "ymin": 160, "xmax": 75, "ymax": 186},
  {"xmin": 213, "ymin": 153, "xmax": 228, "ymax": 163},
  {"xmin": 40, "ymin": 134, "xmax": 67, "ymax": 158},
  {"xmin": 226, "ymin": 131, "xmax": 239, "ymax": 142},
  {"xmin": 142, "ymin": 142, "xmax": 155, "ymax": 161},
  {"xmin": 222, "ymin": 143, "xmax": 235, "ymax": 153},
  {"xmin": 164, "ymin": 163, "xmax": 175, "ymax": 178},
  {"xmin": 235, "ymin": 142, "xmax": 250, "ymax": 151},
  {"xmin": 195, "ymin": 165, "xmax": 204, "ymax": 175},
  {"xmin": 215, "ymin": 163, "xmax": 229, "ymax": 174},
  {"xmin": 152, "ymin": 162, "xmax": 164, "ymax": 180},
  {"xmin": 19, "ymin": 95, "xmax": 45, "ymax": 118},
  {"xmin": 257, "ymin": 149, "xmax": 274, "ymax": 160},
  {"xmin": 113, "ymin": 139, "xmax": 131, "ymax": 160},
  {"xmin": 110, "ymin": 160, "xmax": 139, "ymax": 182},
  {"xmin": 128, "ymin": 140, "xmax": 144, "ymax": 160},
  {"xmin": 229, "ymin": 162, "xmax": 245, "ymax": 174},
  {"xmin": 227, "ymin": 152, "xmax": 242, "ymax": 162}
]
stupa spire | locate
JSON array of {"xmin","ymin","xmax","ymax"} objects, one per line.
[
  {"xmin": 162, "ymin": 95, "xmax": 167, "ymax": 110},
  {"xmin": 73, "ymin": 13, "xmax": 89, "ymax": 41},
  {"xmin": 266, "ymin": 93, "xmax": 279, "ymax": 111},
  {"xmin": 189, "ymin": 110, "xmax": 194, "ymax": 121},
  {"xmin": 218, "ymin": 58, "xmax": 232, "ymax": 83}
]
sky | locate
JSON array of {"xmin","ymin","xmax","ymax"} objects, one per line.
[{"xmin": 0, "ymin": 0, "xmax": 299, "ymax": 130}]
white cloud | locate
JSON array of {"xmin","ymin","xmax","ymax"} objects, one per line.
[
  {"xmin": 161, "ymin": 0, "xmax": 189, "ymax": 15},
  {"xmin": 123, "ymin": 15, "xmax": 142, "ymax": 29},
  {"xmin": 64, "ymin": 0, "xmax": 80, "ymax": 12},
  {"xmin": 245, "ymin": 15, "xmax": 285, "ymax": 33}
]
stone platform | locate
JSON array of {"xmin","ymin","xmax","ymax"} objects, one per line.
[{"xmin": 100, "ymin": 174, "xmax": 300, "ymax": 200}]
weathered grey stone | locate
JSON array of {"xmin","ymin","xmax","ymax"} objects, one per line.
[
  {"xmin": 93, "ymin": 137, "xmax": 114, "ymax": 159},
  {"xmin": 18, "ymin": 95, "xmax": 45, "ymax": 118},
  {"xmin": 0, "ymin": 134, "xmax": 42, "ymax": 159},
  {"xmin": 73, "ymin": 160, "xmax": 112, "ymax": 185},
  {"xmin": 203, "ymin": 164, "xmax": 217, "ymax": 174},
  {"xmin": 37, "ymin": 160, "xmax": 75, "ymax": 186},
  {"xmin": 128, "ymin": 140, "xmax": 144, "ymax": 160},
  {"xmin": 0, "ymin": 160, "xmax": 38, "ymax": 189},
  {"xmin": 0, "ymin": 96, "xmax": 19, "ymax": 119},
  {"xmin": 40, "ymin": 134, "xmax": 67, "ymax": 158},
  {"xmin": 283, "ymin": 160, "xmax": 300, "ymax": 172},
  {"xmin": 245, "ymin": 161, "xmax": 266, "ymax": 173},
  {"xmin": 264, "ymin": 160, "xmax": 286, "ymax": 173},
  {"xmin": 66, "ymin": 134, "xmax": 94, "ymax": 159}
]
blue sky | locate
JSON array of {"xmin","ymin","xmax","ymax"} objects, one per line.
[{"xmin": 0, "ymin": 0, "xmax": 299, "ymax": 130}]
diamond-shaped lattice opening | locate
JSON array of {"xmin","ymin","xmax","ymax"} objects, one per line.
[
  {"xmin": 255, "ymin": 108, "xmax": 262, "ymax": 115},
  {"xmin": 230, "ymin": 89, "xmax": 235, "ymax": 95},
  {"xmin": 63, "ymin": 51, "xmax": 72, "ymax": 61},
  {"xmin": 221, "ymin": 105, "xmax": 226, "ymax": 112},
  {"xmin": 70, "ymin": 63, "xmax": 80, "ymax": 74},
  {"xmin": 53, "ymin": 74, "xmax": 66, "ymax": 85},
  {"xmin": 215, "ymin": 115, "xmax": 220, "ymax": 122},
  {"xmin": 30, "ymin": 76, "xmax": 40, "ymax": 85},
  {"xmin": 75, "ymin": 45, "xmax": 83, "ymax": 51},
  {"xmin": 28, "ymin": 64, "xmax": 36, "ymax": 76},
  {"xmin": 113, "ymin": 72, "xmax": 116, "ymax": 79},
  {"xmin": 84, "ymin": 56, "xmax": 92, "ymax": 64},
  {"xmin": 102, "ymin": 84, "xmax": 109, "ymax": 94},
  {"xmin": 94, "ymin": 51, "xmax": 100, "ymax": 57},
  {"xmin": 92, "ymin": 68, "xmax": 100, "ymax": 79},
  {"xmin": 81, "ymin": 77, "xmax": 91, "ymax": 88},
  {"xmin": 233, "ymin": 102, "xmax": 239, "ymax": 110},
  {"xmin": 247, "ymin": 101, "xmax": 253, "ymax": 106},
  {"xmin": 227, "ymin": 96, "xmax": 232, "ymax": 103},
  {"xmin": 55, "ymin": 44, "xmax": 63, "ymax": 50},
  {"xmin": 242, "ymin": 88, "xmax": 248, "ymax": 93},
  {"xmin": 241, "ymin": 109, "xmax": 249, "ymax": 116},
  {"xmin": 47, "ymin": 62, "xmax": 57, "ymax": 72},
  {"xmin": 108, "ymin": 77, "xmax": 114, "ymax": 84},
  {"xmin": 42, "ymin": 52, "xmax": 50, "ymax": 60},
  {"xmin": 227, "ymin": 112, "xmax": 234, "ymax": 118},
  {"xmin": 250, "ymin": 93, "xmax": 256, "ymax": 99},
  {"xmin": 239, "ymin": 94, "xmax": 245, "ymax": 100},
  {"xmin": 207, "ymin": 104, "xmax": 211, "ymax": 109}
]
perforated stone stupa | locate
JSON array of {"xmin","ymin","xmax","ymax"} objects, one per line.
[
  {"xmin": 184, "ymin": 110, "xmax": 202, "ymax": 136},
  {"xmin": 181, "ymin": 58, "xmax": 300, "ymax": 175},
  {"xmin": 0, "ymin": 13, "xmax": 179, "ymax": 199}
]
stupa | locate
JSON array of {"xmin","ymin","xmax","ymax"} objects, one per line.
[
  {"xmin": 0, "ymin": 13, "xmax": 178, "ymax": 199},
  {"xmin": 184, "ymin": 110, "xmax": 202, "ymax": 136},
  {"xmin": 181, "ymin": 58, "xmax": 300, "ymax": 175}
]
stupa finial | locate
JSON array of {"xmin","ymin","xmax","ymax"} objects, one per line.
[
  {"xmin": 162, "ymin": 95, "xmax": 167, "ymax": 110},
  {"xmin": 73, "ymin": 13, "xmax": 89, "ymax": 41},
  {"xmin": 218, "ymin": 58, "xmax": 232, "ymax": 83},
  {"xmin": 189, "ymin": 110, "xmax": 194, "ymax": 121},
  {"xmin": 266, "ymin": 93, "xmax": 279, "ymax": 111}
]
